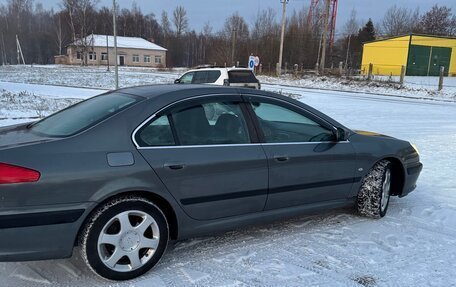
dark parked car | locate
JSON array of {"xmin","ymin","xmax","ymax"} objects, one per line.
[{"xmin": 0, "ymin": 85, "xmax": 422, "ymax": 280}]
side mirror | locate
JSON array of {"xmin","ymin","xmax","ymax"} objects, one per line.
[
  {"xmin": 331, "ymin": 127, "xmax": 346, "ymax": 142},
  {"xmin": 174, "ymin": 79, "xmax": 181, "ymax": 84},
  {"xmin": 223, "ymin": 79, "xmax": 230, "ymax": 86}
]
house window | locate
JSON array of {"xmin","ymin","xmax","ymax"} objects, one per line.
[
  {"xmin": 144, "ymin": 55, "xmax": 151, "ymax": 63},
  {"xmin": 101, "ymin": 53, "xmax": 108, "ymax": 61},
  {"xmin": 132, "ymin": 55, "xmax": 140, "ymax": 63},
  {"xmin": 88, "ymin": 52, "xmax": 96, "ymax": 61},
  {"xmin": 155, "ymin": 55, "xmax": 162, "ymax": 64},
  {"xmin": 76, "ymin": 52, "xmax": 82, "ymax": 60}
]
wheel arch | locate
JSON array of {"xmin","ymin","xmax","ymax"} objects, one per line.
[
  {"xmin": 382, "ymin": 156, "xmax": 405, "ymax": 196},
  {"xmin": 75, "ymin": 190, "xmax": 179, "ymax": 247}
]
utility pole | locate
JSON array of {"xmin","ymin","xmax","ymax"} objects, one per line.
[
  {"xmin": 231, "ymin": 29, "xmax": 236, "ymax": 66},
  {"xmin": 319, "ymin": 0, "xmax": 331, "ymax": 74},
  {"xmin": 16, "ymin": 35, "xmax": 25, "ymax": 65},
  {"xmin": 278, "ymin": 0, "xmax": 289, "ymax": 76},
  {"xmin": 106, "ymin": 34, "xmax": 110, "ymax": 71},
  {"xmin": 1, "ymin": 32, "xmax": 6, "ymax": 65},
  {"xmin": 344, "ymin": 34, "xmax": 351, "ymax": 69},
  {"xmin": 112, "ymin": 0, "xmax": 119, "ymax": 89}
]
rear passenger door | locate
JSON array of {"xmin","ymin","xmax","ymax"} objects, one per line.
[{"xmin": 135, "ymin": 95, "xmax": 268, "ymax": 220}]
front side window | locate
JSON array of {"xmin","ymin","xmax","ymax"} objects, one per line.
[
  {"xmin": 171, "ymin": 101, "xmax": 250, "ymax": 145},
  {"xmin": 250, "ymin": 101, "xmax": 334, "ymax": 143},
  {"xmin": 101, "ymin": 53, "xmax": 108, "ymax": 60},
  {"xmin": 144, "ymin": 55, "xmax": 151, "ymax": 63},
  {"xmin": 30, "ymin": 92, "xmax": 141, "ymax": 137},
  {"xmin": 132, "ymin": 55, "xmax": 140, "ymax": 63},
  {"xmin": 136, "ymin": 115, "xmax": 175, "ymax": 147},
  {"xmin": 155, "ymin": 55, "xmax": 161, "ymax": 64},
  {"xmin": 179, "ymin": 72, "xmax": 194, "ymax": 84}
]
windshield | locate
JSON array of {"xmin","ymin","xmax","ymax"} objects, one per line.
[{"xmin": 30, "ymin": 92, "xmax": 142, "ymax": 137}]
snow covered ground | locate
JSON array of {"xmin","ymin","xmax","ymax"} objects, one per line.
[
  {"xmin": 0, "ymin": 69, "xmax": 456, "ymax": 286},
  {"xmin": 1, "ymin": 65, "xmax": 455, "ymax": 101},
  {"xmin": 0, "ymin": 65, "xmax": 179, "ymax": 89},
  {"xmin": 259, "ymin": 75, "xmax": 456, "ymax": 101}
]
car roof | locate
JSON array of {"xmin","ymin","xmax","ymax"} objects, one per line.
[
  {"xmin": 116, "ymin": 84, "xmax": 256, "ymax": 99},
  {"xmin": 184, "ymin": 67, "xmax": 252, "ymax": 72}
]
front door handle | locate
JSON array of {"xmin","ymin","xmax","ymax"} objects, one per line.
[
  {"xmin": 164, "ymin": 163, "xmax": 185, "ymax": 170},
  {"xmin": 274, "ymin": 155, "xmax": 289, "ymax": 162}
]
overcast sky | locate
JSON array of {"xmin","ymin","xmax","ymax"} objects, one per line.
[{"xmin": 3, "ymin": 0, "xmax": 456, "ymax": 34}]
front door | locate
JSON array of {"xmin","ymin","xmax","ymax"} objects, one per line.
[
  {"xmin": 244, "ymin": 95, "xmax": 357, "ymax": 210},
  {"xmin": 118, "ymin": 55, "xmax": 125, "ymax": 66},
  {"xmin": 135, "ymin": 95, "xmax": 268, "ymax": 220}
]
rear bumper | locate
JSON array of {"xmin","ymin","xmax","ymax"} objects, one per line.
[
  {"xmin": 400, "ymin": 162, "xmax": 423, "ymax": 197},
  {"xmin": 0, "ymin": 202, "xmax": 93, "ymax": 262}
]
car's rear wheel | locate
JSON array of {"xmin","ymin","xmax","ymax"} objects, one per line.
[
  {"xmin": 80, "ymin": 196, "xmax": 168, "ymax": 280},
  {"xmin": 356, "ymin": 160, "xmax": 392, "ymax": 218}
]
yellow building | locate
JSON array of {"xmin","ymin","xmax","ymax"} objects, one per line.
[{"xmin": 361, "ymin": 34, "xmax": 456, "ymax": 76}]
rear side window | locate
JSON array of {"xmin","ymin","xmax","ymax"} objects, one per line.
[
  {"xmin": 30, "ymin": 92, "xmax": 141, "ymax": 137},
  {"xmin": 192, "ymin": 71, "xmax": 208, "ymax": 84},
  {"xmin": 191, "ymin": 71, "xmax": 221, "ymax": 84},
  {"xmin": 228, "ymin": 70, "xmax": 258, "ymax": 83},
  {"xmin": 171, "ymin": 101, "xmax": 250, "ymax": 145},
  {"xmin": 136, "ymin": 115, "xmax": 175, "ymax": 146},
  {"xmin": 207, "ymin": 71, "xmax": 221, "ymax": 83}
]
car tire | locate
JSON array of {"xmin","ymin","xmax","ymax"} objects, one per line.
[
  {"xmin": 356, "ymin": 160, "xmax": 392, "ymax": 218},
  {"xmin": 80, "ymin": 196, "xmax": 169, "ymax": 281}
]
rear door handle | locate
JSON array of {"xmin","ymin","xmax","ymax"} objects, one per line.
[
  {"xmin": 273, "ymin": 155, "xmax": 289, "ymax": 162},
  {"xmin": 164, "ymin": 163, "xmax": 185, "ymax": 170}
]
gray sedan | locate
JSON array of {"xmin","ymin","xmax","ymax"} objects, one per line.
[{"xmin": 0, "ymin": 85, "xmax": 422, "ymax": 280}]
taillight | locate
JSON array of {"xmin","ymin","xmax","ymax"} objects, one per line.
[{"xmin": 0, "ymin": 163, "xmax": 40, "ymax": 184}]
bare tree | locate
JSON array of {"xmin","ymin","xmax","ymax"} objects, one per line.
[
  {"xmin": 54, "ymin": 13, "xmax": 64, "ymax": 54},
  {"xmin": 172, "ymin": 6, "xmax": 188, "ymax": 37},
  {"xmin": 449, "ymin": 15, "xmax": 456, "ymax": 36},
  {"xmin": 216, "ymin": 12, "xmax": 249, "ymax": 65},
  {"xmin": 161, "ymin": 10, "xmax": 171, "ymax": 36},
  {"xmin": 343, "ymin": 9, "xmax": 359, "ymax": 36},
  {"xmin": 419, "ymin": 5, "xmax": 453, "ymax": 35},
  {"xmin": 202, "ymin": 21, "xmax": 212, "ymax": 37},
  {"xmin": 382, "ymin": 5, "xmax": 416, "ymax": 36},
  {"xmin": 61, "ymin": 0, "xmax": 77, "ymax": 41}
]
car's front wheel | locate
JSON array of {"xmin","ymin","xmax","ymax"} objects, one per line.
[
  {"xmin": 80, "ymin": 196, "xmax": 169, "ymax": 280},
  {"xmin": 356, "ymin": 160, "xmax": 392, "ymax": 218}
]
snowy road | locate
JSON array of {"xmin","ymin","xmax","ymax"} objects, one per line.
[{"xmin": 0, "ymin": 82, "xmax": 456, "ymax": 286}]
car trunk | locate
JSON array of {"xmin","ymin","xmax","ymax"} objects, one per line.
[{"xmin": 0, "ymin": 122, "xmax": 56, "ymax": 150}]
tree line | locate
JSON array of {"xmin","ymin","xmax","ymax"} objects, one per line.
[{"xmin": 0, "ymin": 0, "xmax": 455, "ymax": 71}]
